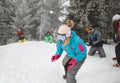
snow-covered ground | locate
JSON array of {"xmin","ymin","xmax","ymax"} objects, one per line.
[{"xmin": 0, "ymin": 41, "xmax": 120, "ymax": 83}]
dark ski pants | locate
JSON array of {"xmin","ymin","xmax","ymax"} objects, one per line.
[
  {"xmin": 88, "ymin": 46, "xmax": 106, "ymax": 57},
  {"xmin": 62, "ymin": 55, "xmax": 86, "ymax": 83},
  {"xmin": 19, "ymin": 34, "xmax": 25, "ymax": 40},
  {"xmin": 115, "ymin": 42, "xmax": 120, "ymax": 63}
]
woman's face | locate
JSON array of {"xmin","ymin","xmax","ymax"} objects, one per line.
[
  {"xmin": 57, "ymin": 34, "xmax": 67, "ymax": 41},
  {"xmin": 85, "ymin": 27, "xmax": 92, "ymax": 33},
  {"xmin": 57, "ymin": 33, "xmax": 70, "ymax": 44},
  {"xmin": 87, "ymin": 30, "xmax": 92, "ymax": 33},
  {"xmin": 62, "ymin": 37, "xmax": 70, "ymax": 45}
]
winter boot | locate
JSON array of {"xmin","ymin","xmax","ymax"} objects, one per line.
[
  {"xmin": 113, "ymin": 63, "xmax": 120, "ymax": 67},
  {"xmin": 112, "ymin": 57, "xmax": 117, "ymax": 60}
]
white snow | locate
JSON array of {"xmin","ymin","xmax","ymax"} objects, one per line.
[{"xmin": 0, "ymin": 41, "xmax": 120, "ymax": 83}]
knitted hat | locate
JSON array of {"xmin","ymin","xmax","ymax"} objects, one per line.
[
  {"xmin": 58, "ymin": 25, "xmax": 71, "ymax": 36},
  {"xmin": 112, "ymin": 14, "xmax": 120, "ymax": 22},
  {"xmin": 66, "ymin": 20, "xmax": 74, "ymax": 28}
]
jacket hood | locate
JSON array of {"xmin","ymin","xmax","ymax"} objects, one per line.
[{"xmin": 69, "ymin": 30, "xmax": 78, "ymax": 43}]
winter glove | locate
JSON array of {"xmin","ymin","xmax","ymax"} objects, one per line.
[
  {"xmin": 86, "ymin": 42, "xmax": 90, "ymax": 46},
  {"xmin": 67, "ymin": 58, "xmax": 76, "ymax": 70},
  {"xmin": 51, "ymin": 54, "xmax": 60, "ymax": 62}
]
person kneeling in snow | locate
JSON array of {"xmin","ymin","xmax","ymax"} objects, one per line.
[
  {"xmin": 51, "ymin": 25, "xmax": 87, "ymax": 83},
  {"xmin": 85, "ymin": 27, "xmax": 106, "ymax": 58}
]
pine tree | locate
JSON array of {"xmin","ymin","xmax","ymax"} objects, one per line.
[{"xmin": 67, "ymin": 0, "xmax": 120, "ymax": 43}]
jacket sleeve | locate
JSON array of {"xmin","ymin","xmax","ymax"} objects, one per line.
[
  {"xmin": 55, "ymin": 40, "xmax": 63, "ymax": 56},
  {"xmin": 87, "ymin": 35, "xmax": 90, "ymax": 43},
  {"xmin": 87, "ymin": 35, "xmax": 93, "ymax": 46},
  {"xmin": 93, "ymin": 31, "xmax": 102, "ymax": 45},
  {"xmin": 45, "ymin": 31, "xmax": 50, "ymax": 36}
]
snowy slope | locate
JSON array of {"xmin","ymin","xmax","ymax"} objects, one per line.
[{"xmin": 0, "ymin": 41, "xmax": 120, "ymax": 83}]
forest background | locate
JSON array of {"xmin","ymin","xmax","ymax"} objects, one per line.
[{"xmin": 0, "ymin": 0, "xmax": 120, "ymax": 45}]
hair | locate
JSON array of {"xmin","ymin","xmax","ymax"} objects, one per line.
[{"xmin": 66, "ymin": 20, "xmax": 74, "ymax": 28}]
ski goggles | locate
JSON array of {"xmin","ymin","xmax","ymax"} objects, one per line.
[{"xmin": 57, "ymin": 33, "xmax": 67, "ymax": 41}]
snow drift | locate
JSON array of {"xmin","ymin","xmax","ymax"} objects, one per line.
[{"xmin": 0, "ymin": 41, "xmax": 120, "ymax": 83}]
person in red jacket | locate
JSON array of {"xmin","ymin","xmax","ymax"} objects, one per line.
[
  {"xmin": 112, "ymin": 14, "xmax": 120, "ymax": 67},
  {"xmin": 17, "ymin": 28, "xmax": 27, "ymax": 43}
]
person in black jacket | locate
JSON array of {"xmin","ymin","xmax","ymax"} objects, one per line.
[{"xmin": 85, "ymin": 27, "xmax": 106, "ymax": 58}]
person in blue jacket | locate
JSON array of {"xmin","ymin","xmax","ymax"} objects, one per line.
[{"xmin": 51, "ymin": 24, "xmax": 87, "ymax": 83}]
